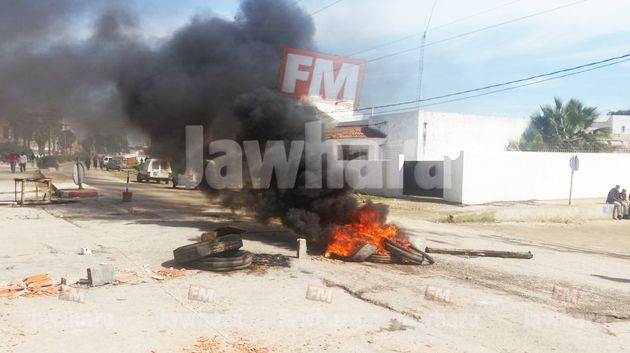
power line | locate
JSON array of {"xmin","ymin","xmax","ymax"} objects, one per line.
[
  {"xmin": 371, "ymin": 56, "xmax": 630, "ymax": 115},
  {"xmin": 345, "ymin": 0, "xmax": 522, "ymax": 58},
  {"xmin": 362, "ymin": 0, "xmax": 590, "ymax": 64},
  {"xmin": 311, "ymin": 0, "xmax": 344, "ymax": 15},
  {"xmin": 418, "ymin": 57, "xmax": 630, "ymax": 108},
  {"xmin": 329, "ymin": 52, "xmax": 630, "ymax": 115}
]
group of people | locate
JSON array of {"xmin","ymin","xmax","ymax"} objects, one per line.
[
  {"xmin": 5, "ymin": 153, "xmax": 31, "ymax": 173},
  {"xmin": 606, "ymin": 185, "xmax": 630, "ymax": 219}
]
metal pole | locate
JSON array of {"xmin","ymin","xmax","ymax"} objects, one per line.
[
  {"xmin": 569, "ymin": 169, "xmax": 574, "ymax": 205},
  {"xmin": 20, "ymin": 180, "xmax": 25, "ymax": 205}
]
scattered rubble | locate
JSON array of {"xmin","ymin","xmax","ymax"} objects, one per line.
[
  {"xmin": 0, "ymin": 273, "xmax": 61, "ymax": 299},
  {"xmin": 180, "ymin": 336, "xmax": 271, "ymax": 353},
  {"xmin": 156, "ymin": 268, "xmax": 188, "ymax": 278},
  {"xmin": 182, "ymin": 336, "xmax": 221, "ymax": 353}
]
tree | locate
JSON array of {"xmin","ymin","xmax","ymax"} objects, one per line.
[
  {"xmin": 514, "ymin": 98, "xmax": 610, "ymax": 152},
  {"xmin": 32, "ymin": 126, "xmax": 49, "ymax": 155},
  {"xmin": 57, "ymin": 130, "xmax": 76, "ymax": 155}
]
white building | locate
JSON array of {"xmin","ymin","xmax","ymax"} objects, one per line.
[
  {"xmin": 325, "ymin": 109, "xmax": 531, "ymax": 198},
  {"xmin": 592, "ymin": 114, "xmax": 630, "ymax": 149},
  {"xmin": 328, "ymin": 109, "xmax": 530, "ymax": 162},
  {"xmin": 326, "ymin": 110, "xmax": 630, "ymax": 204}
]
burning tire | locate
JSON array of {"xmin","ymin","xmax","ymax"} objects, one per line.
[
  {"xmin": 366, "ymin": 252, "xmax": 395, "ymax": 264},
  {"xmin": 384, "ymin": 239, "xmax": 425, "ymax": 265},
  {"xmin": 192, "ymin": 250, "xmax": 253, "ymax": 272},
  {"xmin": 173, "ymin": 234, "xmax": 243, "ymax": 264},
  {"xmin": 346, "ymin": 244, "xmax": 377, "ymax": 262}
]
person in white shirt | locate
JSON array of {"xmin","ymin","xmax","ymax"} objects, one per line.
[{"xmin": 18, "ymin": 153, "xmax": 28, "ymax": 173}]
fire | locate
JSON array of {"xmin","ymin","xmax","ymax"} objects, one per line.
[{"xmin": 324, "ymin": 203, "xmax": 411, "ymax": 258}]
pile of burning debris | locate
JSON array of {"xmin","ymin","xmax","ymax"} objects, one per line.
[
  {"xmin": 173, "ymin": 227, "xmax": 253, "ymax": 272},
  {"xmin": 323, "ymin": 203, "xmax": 434, "ymax": 265}
]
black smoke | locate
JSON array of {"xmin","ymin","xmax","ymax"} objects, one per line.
[
  {"xmin": 0, "ymin": 0, "xmax": 142, "ymax": 146},
  {"xmin": 0, "ymin": 0, "xmax": 389, "ymax": 245}
]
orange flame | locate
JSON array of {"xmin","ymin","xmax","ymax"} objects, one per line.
[{"xmin": 324, "ymin": 203, "xmax": 410, "ymax": 258}]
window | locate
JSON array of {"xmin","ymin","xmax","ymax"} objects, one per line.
[{"xmin": 339, "ymin": 145, "xmax": 369, "ymax": 160}]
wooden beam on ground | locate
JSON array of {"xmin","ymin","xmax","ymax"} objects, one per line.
[{"xmin": 425, "ymin": 247, "xmax": 533, "ymax": 259}]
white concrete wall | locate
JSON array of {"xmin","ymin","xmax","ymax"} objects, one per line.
[
  {"xmin": 444, "ymin": 151, "xmax": 630, "ymax": 204},
  {"xmin": 367, "ymin": 110, "xmax": 530, "ymax": 162},
  {"xmin": 369, "ymin": 111, "xmax": 420, "ymax": 161},
  {"xmin": 418, "ymin": 111, "xmax": 530, "ymax": 160}
]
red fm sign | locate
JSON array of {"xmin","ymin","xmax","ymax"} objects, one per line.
[{"xmin": 277, "ymin": 48, "xmax": 365, "ymax": 109}]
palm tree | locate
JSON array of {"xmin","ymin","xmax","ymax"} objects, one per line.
[{"xmin": 518, "ymin": 98, "xmax": 610, "ymax": 151}]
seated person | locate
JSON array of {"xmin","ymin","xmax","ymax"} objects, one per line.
[{"xmin": 606, "ymin": 185, "xmax": 628, "ymax": 220}]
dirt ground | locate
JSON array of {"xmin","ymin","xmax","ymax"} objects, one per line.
[{"xmin": 0, "ymin": 163, "xmax": 629, "ymax": 353}]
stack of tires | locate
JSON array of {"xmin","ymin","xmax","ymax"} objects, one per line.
[
  {"xmin": 365, "ymin": 240, "xmax": 435, "ymax": 265},
  {"xmin": 173, "ymin": 233, "xmax": 252, "ymax": 272}
]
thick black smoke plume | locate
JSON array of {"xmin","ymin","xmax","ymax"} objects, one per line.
[
  {"xmin": 116, "ymin": 0, "xmax": 371, "ymax": 243},
  {"xmin": 0, "ymin": 0, "xmax": 390, "ymax": 244}
]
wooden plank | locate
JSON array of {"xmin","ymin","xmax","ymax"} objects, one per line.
[{"xmin": 425, "ymin": 247, "xmax": 533, "ymax": 259}]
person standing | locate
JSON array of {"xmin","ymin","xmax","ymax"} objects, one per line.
[
  {"xmin": 84, "ymin": 155, "xmax": 91, "ymax": 171},
  {"xmin": 18, "ymin": 153, "xmax": 28, "ymax": 173},
  {"xmin": 8, "ymin": 153, "xmax": 17, "ymax": 173},
  {"xmin": 93, "ymin": 155, "xmax": 98, "ymax": 169}
]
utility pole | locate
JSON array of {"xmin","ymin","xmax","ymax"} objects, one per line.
[{"xmin": 416, "ymin": 0, "xmax": 438, "ymax": 108}]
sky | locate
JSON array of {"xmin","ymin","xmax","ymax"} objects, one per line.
[{"xmin": 93, "ymin": 0, "xmax": 630, "ymax": 118}]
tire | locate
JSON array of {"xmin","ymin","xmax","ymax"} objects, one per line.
[
  {"xmin": 410, "ymin": 244, "xmax": 435, "ymax": 265},
  {"xmin": 173, "ymin": 234, "xmax": 243, "ymax": 264},
  {"xmin": 366, "ymin": 252, "xmax": 394, "ymax": 264},
  {"xmin": 192, "ymin": 250, "xmax": 253, "ymax": 272},
  {"xmin": 384, "ymin": 239, "xmax": 425, "ymax": 265},
  {"xmin": 347, "ymin": 244, "xmax": 377, "ymax": 262}
]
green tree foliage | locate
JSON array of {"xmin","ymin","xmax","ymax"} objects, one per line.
[{"xmin": 513, "ymin": 98, "xmax": 611, "ymax": 152}]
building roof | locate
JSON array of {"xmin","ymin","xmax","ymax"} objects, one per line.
[{"xmin": 325, "ymin": 126, "xmax": 386, "ymax": 139}]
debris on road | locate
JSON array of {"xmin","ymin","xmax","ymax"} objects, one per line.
[
  {"xmin": 425, "ymin": 247, "xmax": 533, "ymax": 259},
  {"xmin": 346, "ymin": 243, "xmax": 377, "ymax": 262},
  {"xmin": 113, "ymin": 268, "xmax": 143, "ymax": 285},
  {"xmin": 87, "ymin": 264, "xmax": 115, "ymax": 286},
  {"xmin": 384, "ymin": 239, "xmax": 426, "ymax": 265},
  {"xmin": 24, "ymin": 273, "xmax": 53, "ymax": 289},
  {"xmin": 156, "ymin": 267, "xmax": 188, "ymax": 278},
  {"xmin": 182, "ymin": 336, "xmax": 221, "ymax": 353},
  {"xmin": 173, "ymin": 234, "xmax": 243, "ymax": 264},
  {"xmin": 296, "ymin": 238, "xmax": 307, "ymax": 259},
  {"xmin": 0, "ymin": 282, "xmax": 25, "ymax": 297},
  {"xmin": 0, "ymin": 273, "xmax": 61, "ymax": 298},
  {"xmin": 366, "ymin": 252, "xmax": 395, "ymax": 264},
  {"xmin": 174, "ymin": 229, "xmax": 253, "ymax": 272},
  {"xmin": 194, "ymin": 250, "xmax": 253, "ymax": 272}
]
